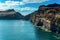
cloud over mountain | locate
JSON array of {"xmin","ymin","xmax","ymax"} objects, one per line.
[{"xmin": 0, "ymin": 0, "xmax": 50, "ymax": 15}]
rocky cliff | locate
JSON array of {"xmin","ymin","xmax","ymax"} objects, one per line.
[{"xmin": 30, "ymin": 3, "xmax": 60, "ymax": 32}]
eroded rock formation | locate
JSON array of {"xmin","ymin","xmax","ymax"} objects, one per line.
[{"xmin": 30, "ymin": 3, "xmax": 60, "ymax": 32}]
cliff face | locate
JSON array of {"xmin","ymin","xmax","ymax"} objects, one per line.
[
  {"xmin": 30, "ymin": 3, "xmax": 60, "ymax": 32},
  {"xmin": 0, "ymin": 9, "xmax": 23, "ymax": 20}
]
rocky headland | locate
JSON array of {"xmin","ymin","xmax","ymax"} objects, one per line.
[{"xmin": 30, "ymin": 3, "xmax": 60, "ymax": 33}]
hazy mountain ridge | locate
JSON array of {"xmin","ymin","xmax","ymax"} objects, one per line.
[{"xmin": 0, "ymin": 9, "xmax": 24, "ymax": 20}]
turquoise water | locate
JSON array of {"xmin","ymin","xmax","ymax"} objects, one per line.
[{"xmin": 0, "ymin": 20, "xmax": 58, "ymax": 40}]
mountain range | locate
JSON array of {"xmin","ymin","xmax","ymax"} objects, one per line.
[
  {"xmin": 0, "ymin": 3, "xmax": 60, "ymax": 20},
  {"xmin": 0, "ymin": 9, "xmax": 23, "ymax": 20}
]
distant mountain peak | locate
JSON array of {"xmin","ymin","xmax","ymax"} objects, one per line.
[{"xmin": 6, "ymin": 9, "xmax": 15, "ymax": 12}]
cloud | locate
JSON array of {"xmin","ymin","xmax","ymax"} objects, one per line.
[
  {"xmin": 0, "ymin": 0, "xmax": 49, "ymax": 11},
  {"xmin": 14, "ymin": 0, "xmax": 50, "ymax": 5},
  {"xmin": 22, "ymin": 0, "xmax": 49, "ymax": 3},
  {"xmin": 15, "ymin": 7, "xmax": 38, "ymax": 15},
  {"xmin": 0, "ymin": 0, "xmax": 50, "ymax": 15},
  {"xmin": 0, "ymin": 1, "xmax": 20, "ymax": 11},
  {"xmin": 19, "ymin": 0, "xmax": 50, "ymax": 5},
  {"xmin": 19, "ymin": 7, "xmax": 38, "ymax": 11}
]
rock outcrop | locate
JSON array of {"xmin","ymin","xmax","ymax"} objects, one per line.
[{"xmin": 30, "ymin": 3, "xmax": 60, "ymax": 32}]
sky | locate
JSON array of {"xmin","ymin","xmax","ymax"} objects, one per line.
[{"xmin": 0, "ymin": 0, "xmax": 60, "ymax": 16}]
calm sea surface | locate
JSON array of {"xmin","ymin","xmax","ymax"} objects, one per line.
[{"xmin": 0, "ymin": 20, "xmax": 58, "ymax": 40}]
